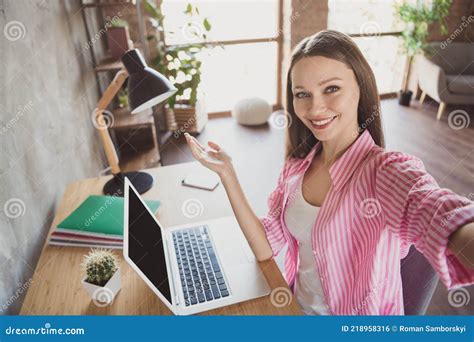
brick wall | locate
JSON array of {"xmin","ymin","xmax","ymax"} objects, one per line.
[
  {"xmin": 280, "ymin": 0, "xmax": 329, "ymax": 107},
  {"xmin": 428, "ymin": 0, "xmax": 474, "ymax": 42}
]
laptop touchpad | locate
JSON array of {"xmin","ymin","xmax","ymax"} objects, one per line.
[{"xmin": 212, "ymin": 227, "xmax": 255, "ymax": 265}]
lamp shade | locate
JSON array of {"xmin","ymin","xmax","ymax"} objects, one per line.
[{"xmin": 121, "ymin": 49, "xmax": 177, "ymax": 114}]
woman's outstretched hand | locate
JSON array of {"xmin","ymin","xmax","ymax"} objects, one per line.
[
  {"xmin": 184, "ymin": 133, "xmax": 273, "ymax": 261},
  {"xmin": 184, "ymin": 133, "xmax": 233, "ymax": 177}
]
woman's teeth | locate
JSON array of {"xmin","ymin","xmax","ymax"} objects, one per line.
[{"xmin": 311, "ymin": 115, "xmax": 337, "ymax": 126}]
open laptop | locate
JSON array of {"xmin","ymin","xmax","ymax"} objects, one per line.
[{"xmin": 123, "ymin": 178, "xmax": 271, "ymax": 315}]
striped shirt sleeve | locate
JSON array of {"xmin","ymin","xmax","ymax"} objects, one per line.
[
  {"xmin": 375, "ymin": 151, "xmax": 474, "ymax": 289},
  {"xmin": 259, "ymin": 160, "xmax": 292, "ymax": 257}
]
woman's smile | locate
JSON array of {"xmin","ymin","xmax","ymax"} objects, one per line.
[{"xmin": 308, "ymin": 114, "xmax": 340, "ymax": 130}]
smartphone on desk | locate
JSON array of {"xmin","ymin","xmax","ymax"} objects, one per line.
[{"xmin": 182, "ymin": 173, "xmax": 220, "ymax": 191}]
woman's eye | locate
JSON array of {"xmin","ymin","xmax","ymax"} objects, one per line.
[
  {"xmin": 325, "ymin": 86, "xmax": 340, "ymax": 93},
  {"xmin": 295, "ymin": 92, "xmax": 310, "ymax": 99}
]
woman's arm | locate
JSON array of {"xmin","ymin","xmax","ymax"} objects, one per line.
[
  {"xmin": 448, "ymin": 222, "xmax": 474, "ymax": 269},
  {"xmin": 375, "ymin": 151, "xmax": 474, "ymax": 289},
  {"xmin": 184, "ymin": 133, "xmax": 273, "ymax": 261}
]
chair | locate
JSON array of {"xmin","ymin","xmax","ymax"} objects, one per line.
[
  {"xmin": 417, "ymin": 42, "xmax": 474, "ymax": 120},
  {"xmin": 401, "ymin": 245, "xmax": 439, "ymax": 315}
]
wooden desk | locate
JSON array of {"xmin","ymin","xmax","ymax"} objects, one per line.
[{"xmin": 20, "ymin": 162, "xmax": 301, "ymax": 315}]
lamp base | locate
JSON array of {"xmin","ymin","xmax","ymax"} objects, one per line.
[{"xmin": 103, "ymin": 171, "xmax": 154, "ymax": 196}]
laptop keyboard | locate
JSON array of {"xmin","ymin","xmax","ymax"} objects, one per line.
[{"xmin": 172, "ymin": 225, "xmax": 230, "ymax": 306}]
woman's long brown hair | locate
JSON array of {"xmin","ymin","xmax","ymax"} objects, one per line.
[{"xmin": 285, "ymin": 30, "xmax": 385, "ymax": 159}]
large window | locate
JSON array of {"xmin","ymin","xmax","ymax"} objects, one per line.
[
  {"xmin": 196, "ymin": 42, "xmax": 278, "ymax": 113},
  {"xmin": 162, "ymin": 0, "xmax": 280, "ymax": 114},
  {"xmin": 328, "ymin": 0, "xmax": 409, "ymax": 94}
]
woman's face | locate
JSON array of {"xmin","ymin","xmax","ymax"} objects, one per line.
[{"xmin": 291, "ymin": 56, "xmax": 360, "ymax": 142}]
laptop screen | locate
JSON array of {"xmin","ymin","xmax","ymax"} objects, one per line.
[{"xmin": 127, "ymin": 186, "xmax": 172, "ymax": 304}]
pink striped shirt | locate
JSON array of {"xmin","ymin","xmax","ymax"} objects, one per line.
[{"xmin": 260, "ymin": 129, "xmax": 474, "ymax": 315}]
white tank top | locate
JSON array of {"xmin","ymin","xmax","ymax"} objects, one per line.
[{"xmin": 283, "ymin": 178, "xmax": 331, "ymax": 315}]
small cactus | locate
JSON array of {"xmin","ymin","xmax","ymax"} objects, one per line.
[{"xmin": 82, "ymin": 249, "xmax": 118, "ymax": 287}]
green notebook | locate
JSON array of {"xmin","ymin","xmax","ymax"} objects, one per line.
[{"xmin": 56, "ymin": 195, "xmax": 161, "ymax": 238}]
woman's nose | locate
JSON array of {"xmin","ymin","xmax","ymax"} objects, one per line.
[{"xmin": 310, "ymin": 100, "xmax": 328, "ymax": 115}]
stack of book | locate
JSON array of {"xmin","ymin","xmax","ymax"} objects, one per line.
[
  {"xmin": 49, "ymin": 195, "xmax": 160, "ymax": 249},
  {"xmin": 172, "ymin": 99, "xmax": 208, "ymax": 134}
]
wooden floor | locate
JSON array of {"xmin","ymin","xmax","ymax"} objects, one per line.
[{"xmin": 157, "ymin": 98, "xmax": 474, "ymax": 315}]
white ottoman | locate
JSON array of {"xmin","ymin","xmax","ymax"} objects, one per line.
[{"xmin": 232, "ymin": 97, "xmax": 272, "ymax": 126}]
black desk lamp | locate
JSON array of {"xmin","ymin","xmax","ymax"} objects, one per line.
[{"xmin": 93, "ymin": 49, "xmax": 177, "ymax": 196}]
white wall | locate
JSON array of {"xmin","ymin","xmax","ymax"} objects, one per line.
[{"xmin": 0, "ymin": 0, "xmax": 106, "ymax": 314}]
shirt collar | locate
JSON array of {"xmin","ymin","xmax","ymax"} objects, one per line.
[{"xmin": 298, "ymin": 129, "xmax": 376, "ymax": 190}]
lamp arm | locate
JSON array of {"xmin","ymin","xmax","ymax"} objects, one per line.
[{"xmin": 93, "ymin": 69, "xmax": 129, "ymax": 175}]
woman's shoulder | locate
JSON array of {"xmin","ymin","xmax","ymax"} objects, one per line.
[{"xmin": 364, "ymin": 146, "xmax": 426, "ymax": 176}]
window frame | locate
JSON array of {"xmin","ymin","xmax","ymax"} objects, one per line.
[
  {"xmin": 347, "ymin": 31, "xmax": 404, "ymax": 99},
  {"xmin": 160, "ymin": 1, "xmax": 404, "ymax": 116},
  {"xmin": 160, "ymin": 0, "xmax": 284, "ymax": 117}
]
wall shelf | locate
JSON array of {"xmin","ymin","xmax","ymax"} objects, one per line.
[
  {"xmin": 94, "ymin": 57, "xmax": 124, "ymax": 73},
  {"xmin": 81, "ymin": 0, "xmax": 162, "ymax": 169}
]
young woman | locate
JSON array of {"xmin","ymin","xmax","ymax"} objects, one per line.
[{"xmin": 184, "ymin": 30, "xmax": 474, "ymax": 315}]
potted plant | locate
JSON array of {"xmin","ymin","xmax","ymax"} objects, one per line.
[
  {"xmin": 81, "ymin": 248, "xmax": 121, "ymax": 306},
  {"xmin": 144, "ymin": 1, "xmax": 216, "ymax": 134},
  {"xmin": 106, "ymin": 17, "xmax": 134, "ymax": 60},
  {"xmin": 395, "ymin": 0, "xmax": 451, "ymax": 106}
]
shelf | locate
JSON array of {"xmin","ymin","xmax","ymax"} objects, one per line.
[
  {"xmin": 94, "ymin": 57, "xmax": 124, "ymax": 73},
  {"xmin": 82, "ymin": 0, "xmax": 136, "ymax": 8},
  {"xmin": 82, "ymin": 0, "xmax": 164, "ymax": 172},
  {"xmin": 111, "ymin": 108, "xmax": 154, "ymax": 129}
]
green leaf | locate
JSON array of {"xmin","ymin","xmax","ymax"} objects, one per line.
[
  {"xmin": 185, "ymin": 3, "xmax": 192, "ymax": 14},
  {"xmin": 203, "ymin": 18, "xmax": 211, "ymax": 31},
  {"xmin": 144, "ymin": 0, "xmax": 160, "ymax": 19},
  {"xmin": 395, "ymin": 0, "xmax": 452, "ymax": 56}
]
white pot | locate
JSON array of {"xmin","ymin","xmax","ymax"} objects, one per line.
[{"xmin": 81, "ymin": 268, "xmax": 121, "ymax": 306}]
